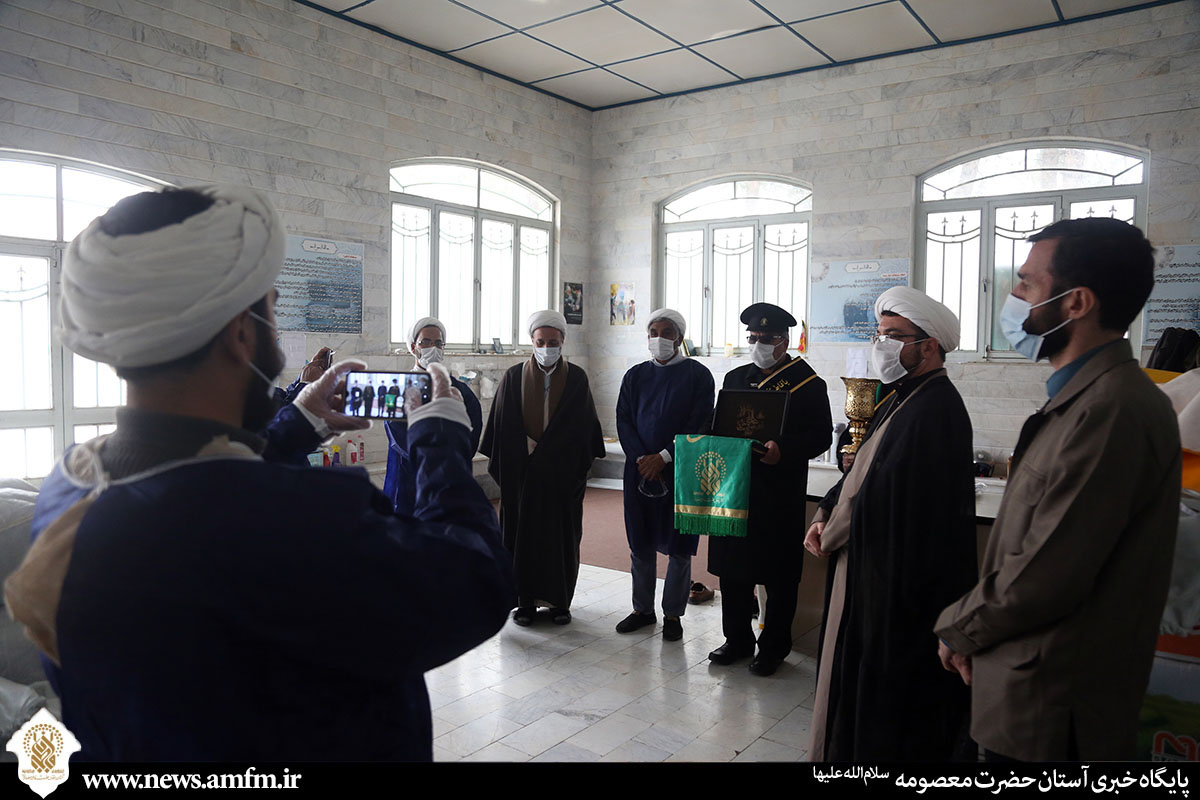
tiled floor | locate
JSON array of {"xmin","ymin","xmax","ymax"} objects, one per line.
[{"xmin": 426, "ymin": 563, "xmax": 816, "ymax": 762}]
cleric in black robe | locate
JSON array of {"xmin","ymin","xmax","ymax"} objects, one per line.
[
  {"xmin": 805, "ymin": 286, "xmax": 977, "ymax": 761},
  {"xmin": 707, "ymin": 302, "xmax": 832, "ymax": 676},
  {"xmin": 479, "ymin": 310, "xmax": 604, "ymax": 627}
]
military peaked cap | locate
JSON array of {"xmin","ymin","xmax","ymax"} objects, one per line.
[{"xmin": 740, "ymin": 302, "xmax": 796, "ymax": 332}]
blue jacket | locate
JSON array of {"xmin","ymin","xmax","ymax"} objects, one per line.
[
  {"xmin": 616, "ymin": 357, "xmax": 714, "ymax": 556},
  {"xmin": 21, "ymin": 408, "xmax": 513, "ymax": 761},
  {"xmin": 383, "ymin": 377, "xmax": 482, "ymax": 515}
]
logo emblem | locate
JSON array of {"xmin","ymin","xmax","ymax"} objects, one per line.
[
  {"xmin": 735, "ymin": 403, "xmax": 766, "ymax": 437},
  {"xmin": 6, "ymin": 708, "xmax": 81, "ymax": 798},
  {"xmin": 695, "ymin": 451, "xmax": 727, "ymax": 496},
  {"xmin": 1152, "ymin": 731, "xmax": 1198, "ymax": 761}
]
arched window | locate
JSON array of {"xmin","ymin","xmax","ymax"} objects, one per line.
[
  {"xmin": 0, "ymin": 151, "xmax": 166, "ymax": 479},
  {"xmin": 390, "ymin": 160, "xmax": 556, "ymax": 348},
  {"xmin": 917, "ymin": 142, "xmax": 1148, "ymax": 357},
  {"xmin": 659, "ymin": 177, "xmax": 811, "ymax": 353}
]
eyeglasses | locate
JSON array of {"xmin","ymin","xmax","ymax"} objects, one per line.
[
  {"xmin": 417, "ymin": 338, "xmax": 445, "ymax": 348},
  {"xmin": 746, "ymin": 334, "xmax": 785, "ymax": 345},
  {"xmin": 869, "ymin": 333, "xmax": 928, "ymax": 345}
]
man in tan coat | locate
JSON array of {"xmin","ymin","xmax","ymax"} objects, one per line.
[{"xmin": 935, "ymin": 218, "xmax": 1181, "ymax": 761}]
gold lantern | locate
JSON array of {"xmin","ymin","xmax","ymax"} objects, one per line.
[{"xmin": 840, "ymin": 377, "xmax": 881, "ymax": 455}]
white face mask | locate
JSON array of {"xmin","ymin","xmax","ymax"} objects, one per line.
[
  {"xmin": 648, "ymin": 336, "xmax": 677, "ymax": 362},
  {"xmin": 534, "ymin": 346, "xmax": 561, "ymax": 367},
  {"xmin": 750, "ymin": 342, "xmax": 780, "ymax": 370},
  {"xmin": 247, "ymin": 310, "xmax": 283, "ymax": 398},
  {"xmin": 999, "ymin": 288, "xmax": 1077, "ymax": 361},
  {"xmin": 415, "ymin": 346, "xmax": 444, "ymax": 368},
  {"xmin": 870, "ymin": 336, "xmax": 927, "ymax": 384}
]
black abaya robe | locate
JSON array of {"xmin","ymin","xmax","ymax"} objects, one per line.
[
  {"xmin": 822, "ymin": 371, "xmax": 978, "ymax": 761},
  {"xmin": 479, "ymin": 359, "xmax": 605, "ymax": 609},
  {"xmin": 707, "ymin": 356, "xmax": 832, "ymax": 584}
]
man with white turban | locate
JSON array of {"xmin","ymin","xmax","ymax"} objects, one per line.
[
  {"xmin": 804, "ymin": 285, "xmax": 977, "ymax": 761},
  {"xmin": 381, "ymin": 316, "xmax": 483, "ymax": 515},
  {"xmin": 614, "ymin": 309, "xmax": 713, "ymax": 641},
  {"xmin": 3, "ymin": 186, "xmax": 515, "ymax": 761},
  {"xmin": 480, "ymin": 309, "xmax": 604, "ymax": 626}
]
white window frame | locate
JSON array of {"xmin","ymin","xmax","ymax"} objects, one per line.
[
  {"xmin": 0, "ymin": 150, "xmax": 167, "ymax": 477},
  {"xmin": 916, "ymin": 141, "xmax": 1149, "ymax": 361},
  {"xmin": 389, "ymin": 159, "xmax": 557, "ymax": 351},
  {"xmin": 656, "ymin": 175, "xmax": 813, "ymax": 354}
]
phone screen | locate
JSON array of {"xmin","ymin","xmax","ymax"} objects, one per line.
[{"xmin": 344, "ymin": 371, "xmax": 432, "ymax": 420}]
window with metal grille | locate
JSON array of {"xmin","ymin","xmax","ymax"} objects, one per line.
[
  {"xmin": 390, "ymin": 160, "xmax": 556, "ymax": 349},
  {"xmin": 917, "ymin": 143, "xmax": 1148, "ymax": 357},
  {"xmin": 658, "ymin": 177, "xmax": 812, "ymax": 353},
  {"xmin": 0, "ymin": 150, "xmax": 166, "ymax": 479}
]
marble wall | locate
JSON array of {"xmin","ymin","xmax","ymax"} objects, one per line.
[
  {"xmin": 1, "ymin": 0, "xmax": 1198, "ymax": 462},
  {"xmin": 586, "ymin": 0, "xmax": 1200, "ymax": 454},
  {"xmin": 0, "ymin": 0, "xmax": 593, "ymax": 463}
]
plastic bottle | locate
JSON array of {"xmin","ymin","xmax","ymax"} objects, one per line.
[
  {"xmin": 331, "ymin": 445, "xmax": 341, "ymax": 467},
  {"xmin": 344, "ymin": 435, "xmax": 357, "ymax": 466},
  {"xmin": 321, "ymin": 447, "xmax": 331, "ymax": 467},
  {"xmin": 724, "ymin": 342, "xmax": 734, "ymax": 358},
  {"xmin": 357, "ymin": 435, "xmax": 366, "ymax": 464}
]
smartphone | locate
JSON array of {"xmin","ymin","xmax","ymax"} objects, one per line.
[{"xmin": 343, "ymin": 371, "xmax": 432, "ymax": 420}]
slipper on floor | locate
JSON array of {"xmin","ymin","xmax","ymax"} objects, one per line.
[{"xmin": 688, "ymin": 582, "xmax": 715, "ymax": 604}]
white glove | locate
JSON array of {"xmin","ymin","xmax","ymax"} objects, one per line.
[
  {"xmin": 293, "ymin": 359, "xmax": 372, "ymax": 441},
  {"xmin": 406, "ymin": 362, "xmax": 469, "ymax": 429}
]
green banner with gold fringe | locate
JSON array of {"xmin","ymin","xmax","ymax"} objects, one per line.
[{"xmin": 673, "ymin": 434, "xmax": 751, "ymax": 537}]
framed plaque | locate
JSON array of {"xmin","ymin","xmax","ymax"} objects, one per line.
[{"xmin": 713, "ymin": 389, "xmax": 788, "ymax": 446}]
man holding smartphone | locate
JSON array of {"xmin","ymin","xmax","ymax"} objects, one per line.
[
  {"xmin": 382, "ymin": 317, "xmax": 484, "ymax": 515},
  {"xmin": 264, "ymin": 345, "xmax": 332, "ymax": 409},
  {"xmin": 4, "ymin": 185, "xmax": 514, "ymax": 761}
]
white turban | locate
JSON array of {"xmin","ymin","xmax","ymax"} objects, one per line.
[
  {"xmin": 59, "ymin": 185, "xmax": 284, "ymax": 368},
  {"xmin": 527, "ymin": 309, "xmax": 567, "ymax": 338},
  {"xmin": 409, "ymin": 316, "xmax": 446, "ymax": 344},
  {"xmin": 874, "ymin": 286, "xmax": 961, "ymax": 352},
  {"xmin": 647, "ymin": 308, "xmax": 686, "ymax": 338}
]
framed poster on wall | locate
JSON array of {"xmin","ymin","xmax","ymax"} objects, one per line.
[
  {"xmin": 275, "ymin": 234, "xmax": 364, "ymax": 334},
  {"xmin": 809, "ymin": 259, "xmax": 909, "ymax": 342},
  {"xmin": 610, "ymin": 282, "xmax": 635, "ymax": 326},
  {"xmin": 564, "ymin": 282, "xmax": 583, "ymax": 325}
]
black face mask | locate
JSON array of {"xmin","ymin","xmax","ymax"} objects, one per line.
[{"xmin": 242, "ymin": 314, "xmax": 286, "ymax": 432}]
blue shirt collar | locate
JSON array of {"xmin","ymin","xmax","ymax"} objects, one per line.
[{"xmin": 1046, "ymin": 340, "xmax": 1121, "ymax": 399}]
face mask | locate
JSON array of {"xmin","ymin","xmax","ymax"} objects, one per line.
[
  {"xmin": 534, "ymin": 346, "xmax": 561, "ymax": 368},
  {"xmin": 750, "ymin": 342, "xmax": 780, "ymax": 370},
  {"xmin": 416, "ymin": 346, "xmax": 444, "ymax": 368},
  {"xmin": 247, "ymin": 310, "xmax": 284, "ymax": 399},
  {"xmin": 245, "ymin": 360, "xmax": 276, "ymax": 398},
  {"xmin": 244, "ymin": 311, "xmax": 286, "ymax": 430},
  {"xmin": 648, "ymin": 337, "xmax": 677, "ymax": 362},
  {"xmin": 870, "ymin": 336, "xmax": 927, "ymax": 384},
  {"xmin": 1000, "ymin": 288, "xmax": 1076, "ymax": 361}
]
